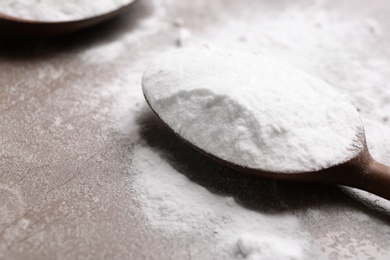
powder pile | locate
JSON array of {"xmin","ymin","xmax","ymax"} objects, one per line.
[
  {"xmin": 0, "ymin": 0, "xmax": 134, "ymax": 22},
  {"xmin": 142, "ymin": 48, "xmax": 363, "ymax": 173}
]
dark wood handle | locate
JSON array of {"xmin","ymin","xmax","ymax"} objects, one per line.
[{"xmin": 355, "ymin": 159, "xmax": 390, "ymax": 200}]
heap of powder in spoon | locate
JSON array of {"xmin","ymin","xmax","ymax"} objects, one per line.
[{"xmin": 142, "ymin": 48, "xmax": 363, "ymax": 173}]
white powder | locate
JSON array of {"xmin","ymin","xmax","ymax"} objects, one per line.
[
  {"xmin": 142, "ymin": 48, "xmax": 364, "ymax": 173},
  {"xmin": 132, "ymin": 145, "xmax": 310, "ymax": 259},
  {"xmin": 0, "ymin": 0, "xmax": 134, "ymax": 22},
  {"xmin": 237, "ymin": 233, "xmax": 305, "ymax": 260},
  {"xmin": 81, "ymin": 41, "xmax": 126, "ymax": 64}
]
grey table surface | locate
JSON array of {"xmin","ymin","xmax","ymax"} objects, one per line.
[{"xmin": 1, "ymin": 0, "xmax": 390, "ymax": 259}]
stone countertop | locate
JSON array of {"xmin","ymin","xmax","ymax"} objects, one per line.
[{"xmin": 1, "ymin": 0, "xmax": 390, "ymax": 259}]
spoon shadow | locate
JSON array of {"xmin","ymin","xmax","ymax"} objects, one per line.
[
  {"xmin": 136, "ymin": 106, "xmax": 390, "ymax": 224},
  {"xmin": 0, "ymin": 0, "xmax": 153, "ymax": 59}
]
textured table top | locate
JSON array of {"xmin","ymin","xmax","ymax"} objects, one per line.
[{"xmin": 1, "ymin": 0, "xmax": 390, "ymax": 259}]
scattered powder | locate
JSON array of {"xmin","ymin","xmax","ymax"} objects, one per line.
[
  {"xmin": 142, "ymin": 48, "xmax": 363, "ymax": 173},
  {"xmin": 80, "ymin": 41, "xmax": 126, "ymax": 64},
  {"xmin": 172, "ymin": 18, "xmax": 193, "ymax": 48},
  {"xmin": 175, "ymin": 28, "xmax": 192, "ymax": 47},
  {"xmin": 237, "ymin": 234, "xmax": 305, "ymax": 260},
  {"xmin": 132, "ymin": 145, "xmax": 310, "ymax": 259},
  {"xmin": 0, "ymin": 0, "xmax": 135, "ymax": 22}
]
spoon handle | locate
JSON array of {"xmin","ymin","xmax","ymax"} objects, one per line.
[{"xmin": 357, "ymin": 159, "xmax": 390, "ymax": 200}]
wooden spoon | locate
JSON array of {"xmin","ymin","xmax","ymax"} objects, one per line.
[
  {"xmin": 144, "ymin": 97, "xmax": 390, "ymax": 201},
  {"xmin": 142, "ymin": 48, "xmax": 390, "ymax": 201},
  {"xmin": 0, "ymin": 0, "xmax": 138, "ymax": 37}
]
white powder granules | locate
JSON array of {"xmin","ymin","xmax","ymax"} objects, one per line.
[
  {"xmin": 237, "ymin": 234, "xmax": 305, "ymax": 260},
  {"xmin": 132, "ymin": 145, "xmax": 310, "ymax": 259},
  {"xmin": 142, "ymin": 48, "xmax": 364, "ymax": 173},
  {"xmin": 0, "ymin": 0, "xmax": 135, "ymax": 22}
]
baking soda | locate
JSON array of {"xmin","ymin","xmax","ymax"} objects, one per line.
[
  {"xmin": 142, "ymin": 48, "xmax": 363, "ymax": 172},
  {"xmin": 132, "ymin": 145, "xmax": 310, "ymax": 259},
  {"xmin": 0, "ymin": 0, "xmax": 134, "ymax": 22}
]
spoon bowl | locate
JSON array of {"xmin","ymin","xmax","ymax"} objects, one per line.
[
  {"xmin": 0, "ymin": 0, "xmax": 138, "ymax": 37},
  {"xmin": 142, "ymin": 48, "xmax": 390, "ymax": 201}
]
